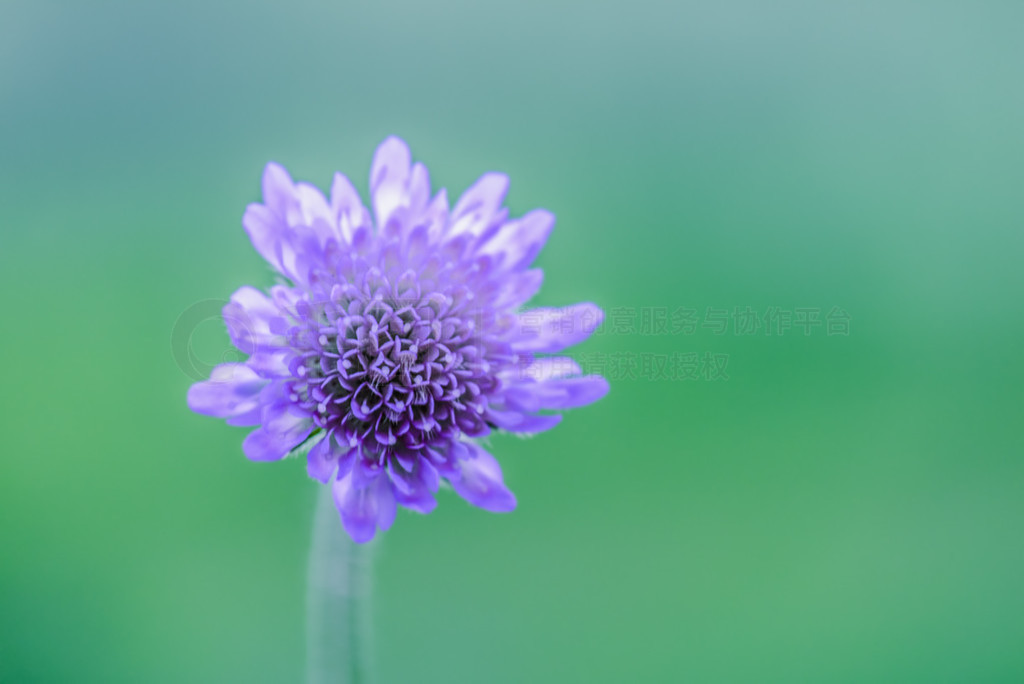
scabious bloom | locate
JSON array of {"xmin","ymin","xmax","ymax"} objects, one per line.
[{"xmin": 188, "ymin": 137, "xmax": 608, "ymax": 542}]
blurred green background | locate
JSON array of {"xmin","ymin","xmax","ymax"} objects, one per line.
[{"xmin": 2, "ymin": 1, "xmax": 1022, "ymax": 681}]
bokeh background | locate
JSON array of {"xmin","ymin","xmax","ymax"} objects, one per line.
[{"xmin": 2, "ymin": 1, "xmax": 1022, "ymax": 681}]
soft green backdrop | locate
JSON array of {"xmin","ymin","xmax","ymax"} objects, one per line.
[{"xmin": 2, "ymin": 1, "xmax": 1022, "ymax": 682}]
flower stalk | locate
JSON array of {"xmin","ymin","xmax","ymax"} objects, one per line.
[{"xmin": 306, "ymin": 484, "xmax": 375, "ymax": 684}]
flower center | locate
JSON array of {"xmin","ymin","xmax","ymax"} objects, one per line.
[{"xmin": 293, "ymin": 272, "xmax": 495, "ymax": 455}]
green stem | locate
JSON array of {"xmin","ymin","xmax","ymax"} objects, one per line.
[{"xmin": 306, "ymin": 484, "xmax": 374, "ymax": 684}]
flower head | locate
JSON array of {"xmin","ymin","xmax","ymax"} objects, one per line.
[{"xmin": 188, "ymin": 137, "xmax": 608, "ymax": 542}]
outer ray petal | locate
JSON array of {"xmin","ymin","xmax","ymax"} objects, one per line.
[
  {"xmin": 512, "ymin": 303, "xmax": 604, "ymax": 353},
  {"xmin": 330, "ymin": 172, "xmax": 371, "ymax": 243},
  {"xmin": 449, "ymin": 172, "xmax": 509, "ymax": 238},
  {"xmin": 187, "ymin": 363, "xmax": 267, "ymax": 420},
  {"xmin": 332, "ymin": 469, "xmax": 395, "ymax": 543},
  {"xmin": 448, "ymin": 442, "xmax": 517, "ymax": 513},
  {"xmin": 478, "ymin": 208, "xmax": 554, "ymax": 271},
  {"xmin": 370, "ymin": 136, "xmax": 412, "ymax": 229},
  {"xmin": 222, "ymin": 286, "xmax": 284, "ymax": 355}
]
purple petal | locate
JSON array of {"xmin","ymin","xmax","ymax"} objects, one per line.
[
  {"xmin": 291, "ymin": 182, "xmax": 333, "ymax": 229},
  {"xmin": 242, "ymin": 423, "xmax": 312, "ymax": 462},
  {"xmin": 242, "ymin": 204, "xmax": 324, "ymax": 284},
  {"xmin": 388, "ymin": 460, "xmax": 439, "ymax": 514},
  {"xmin": 332, "ymin": 472, "xmax": 376, "ymax": 543},
  {"xmin": 420, "ymin": 188, "xmax": 450, "ymax": 241},
  {"xmin": 225, "ymin": 406, "xmax": 262, "ymax": 428},
  {"xmin": 449, "ymin": 172, "xmax": 509, "ymax": 238},
  {"xmin": 478, "ymin": 209, "xmax": 554, "ymax": 271},
  {"xmin": 306, "ymin": 435, "xmax": 356, "ymax": 484},
  {"xmin": 511, "ymin": 357, "xmax": 583, "ymax": 382},
  {"xmin": 245, "ymin": 164, "xmax": 341, "ymax": 283},
  {"xmin": 486, "ymin": 408, "xmax": 563, "ymax": 434},
  {"xmin": 187, "ymin": 363, "xmax": 266, "ymax": 421},
  {"xmin": 244, "ymin": 349, "xmax": 292, "ymax": 378},
  {"xmin": 332, "ymin": 470, "xmax": 395, "ymax": 543},
  {"xmin": 261, "ymin": 162, "xmax": 294, "ymax": 215},
  {"xmin": 398, "ymin": 489, "xmax": 438, "ymax": 514},
  {"xmin": 512, "ymin": 303, "xmax": 604, "ymax": 353},
  {"xmin": 406, "ymin": 163, "xmax": 432, "ymax": 216},
  {"xmin": 222, "ymin": 286, "xmax": 283, "ymax": 355},
  {"xmin": 330, "ymin": 172, "xmax": 371, "ymax": 242},
  {"xmin": 376, "ymin": 477, "xmax": 397, "ymax": 532},
  {"xmin": 449, "ymin": 442, "xmax": 517, "ymax": 513},
  {"xmin": 242, "ymin": 203, "xmax": 293, "ymax": 278},
  {"xmin": 306, "ymin": 437, "xmax": 334, "ymax": 482},
  {"xmin": 493, "ymin": 268, "xmax": 544, "ymax": 309},
  {"xmin": 260, "ymin": 392, "xmax": 309, "ymax": 436},
  {"xmin": 237, "ymin": 386, "xmax": 313, "ymax": 461},
  {"xmin": 540, "ymin": 375, "xmax": 610, "ymax": 409},
  {"xmin": 370, "ymin": 136, "xmax": 411, "ymax": 229},
  {"xmin": 504, "ymin": 375, "xmax": 610, "ymax": 412}
]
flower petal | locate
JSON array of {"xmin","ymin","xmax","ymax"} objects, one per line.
[
  {"xmin": 449, "ymin": 172, "xmax": 509, "ymax": 238},
  {"xmin": 486, "ymin": 408, "xmax": 563, "ymax": 434},
  {"xmin": 330, "ymin": 172, "xmax": 371, "ymax": 243},
  {"xmin": 245, "ymin": 163, "xmax": 343, "ymax": 283},
  {"xmin": 187, "ymin": 363, "xmax": 266, "ymax": 421},
  {"xmin": 242, "ymin": 203, "xmax": 292, "ymax": 278},
  {"xmin": 306, "ymin": 435, "xmax": 356, "ymax": 484},
  {"xmin": 242, "ymin": 423, "xmax": 312, "ymax": 462},
  {"xmin": 542, "ymin": 376, "xmax": 610, "ymax": 409},
  {"xmin": 376, "ymin": 477, "xmax": 397, "ymax": 532},
  {"xmin": 370, "ymin": 136, "xmax": 412, "ymax": 229},
  {"xmin": 244, "ymin": 350, "xmax": 292, "ymax": 378},
  {"xmin": 222, "ymin": 286, "xmax": 283, "ymax": 355},
  {"xmin": 512, "ymin": 303, "xmax": 604, "ymax": 353},
  {"xmin": 292, "ymin": 182, "xmax": 334, "ymax": 229},
  {"xmin": 261, "ymin": 393, "xmax": 309, "ymax": 436},
  {"xmin": 261, "ymin": 162, "xmax": 294, "ymax": 215},
  {"xmin": 332, "ymin": 470, "xmax": 395, "ymax": 543},
  {"xmin": 478, "ymin": 209, "xmax": 554, "ymax": 272},
  {"xmin": 332, "ymin": 471, "xmax": 375, "ymax": 544},
  {"xmin": 503, "ymin": 375, "xmax": 610, "ymax": 412},
  {"xmin": 237, "ymin": 385, "xmax": 313, "ymax": 461},
  {"xmin": 493, "ymin": 268, "xmax": 544, "ymax": 309},
  {"xmin": 512, "ymin": 357, "xmax": 582, "ymax": 382},
  {"xmin": 406, "ymin": 163, "xmax": 432, "ymax": 217},
  {"xmin": 420, "ymin": 188, "xmax": 450, "ymax": 241},
  {"xmin": 449, "ymin": 442, "xmax": 517, "ymax": 513},
  {"xmin": 388, "ymin": 459, "xmax": 439, "ymax": 514}
]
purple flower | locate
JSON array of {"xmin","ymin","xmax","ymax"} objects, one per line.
[{"xmin": 188, "ymin": 137, "xmax": 608, "ymax": 542}]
